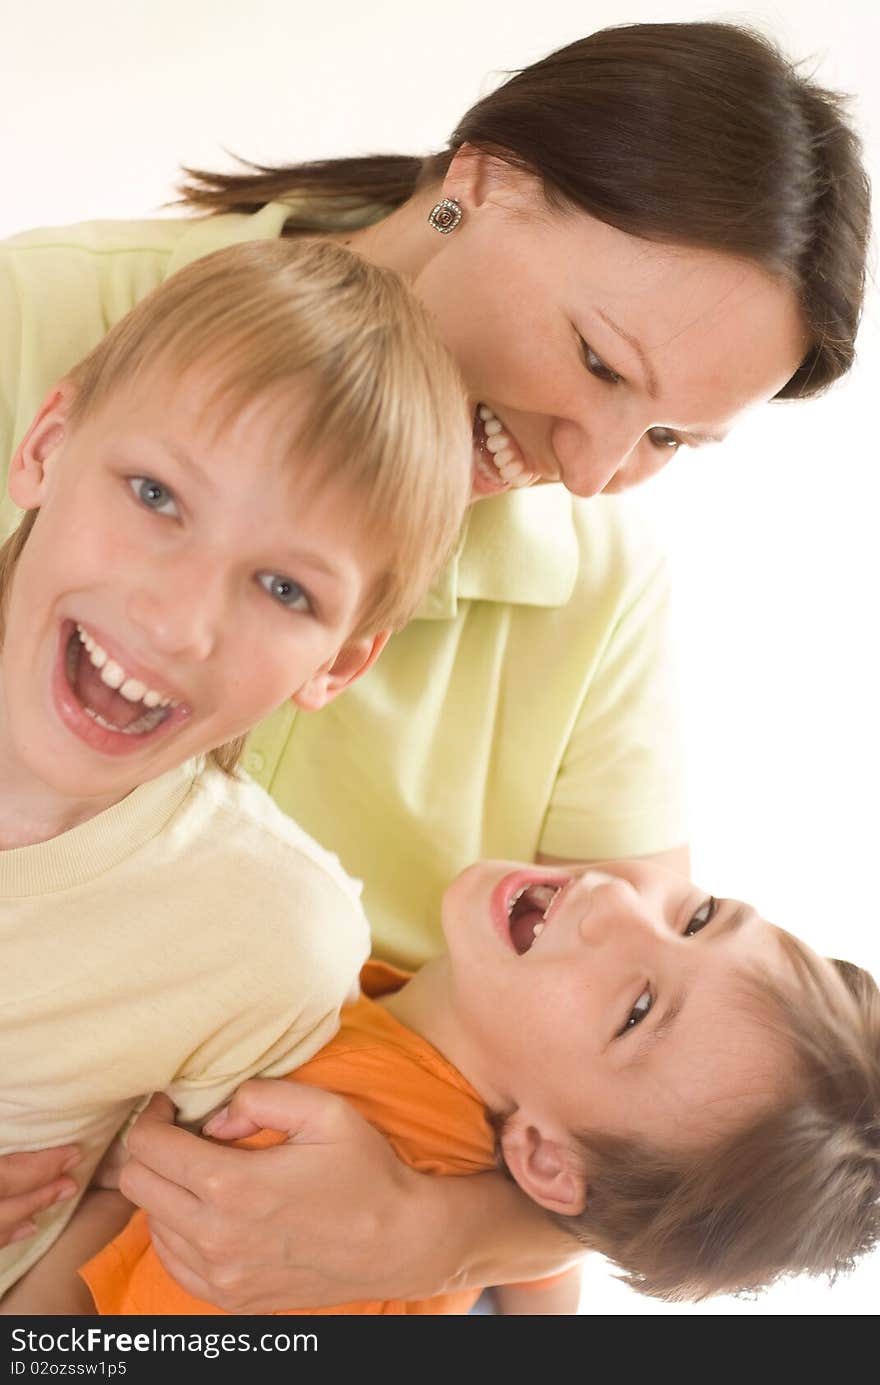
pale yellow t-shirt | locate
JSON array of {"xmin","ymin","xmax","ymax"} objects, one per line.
[
  {"xmin": 0, "ymin": 205, "xmax": 688, "ymax": 969},
  {"xmin": 0, "ymin": 758, "xmax": 370, "ymax": 1297}
]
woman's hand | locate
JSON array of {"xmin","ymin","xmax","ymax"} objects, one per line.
[
  {"xmin": 120, "ymin": 1084, "xmax": 447, "ymax": 1312},
  {"xmin": 120, "ymin": 1083, "xmax": 578, "ymax": 1314},
  {"xmin": 0, "ymin": 1148, "xmax": 80, "ymax": 1248}
]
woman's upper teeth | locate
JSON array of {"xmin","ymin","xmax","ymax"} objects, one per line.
[
  {"xmin": 76, "ymin": 624, "xmax": 177, "ymax": 709},
  {"xmin": 478, "ymin": 405, "xmax": 534, "ymax": 487}
]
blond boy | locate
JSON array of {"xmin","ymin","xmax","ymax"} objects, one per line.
[{"xmin": 0, "ymin": 238, "xmax": 471, "ymax": 1297}]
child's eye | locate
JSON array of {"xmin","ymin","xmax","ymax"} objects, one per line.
[
  {"xmin": 129, "ymin": 476, "xmax": 178, "ymax": 517},
  {"xmin": 257, "ymin": 573, "xmax": 312, "ymax": 614},
  {"xmin": 684, "ymin": 896, "xmax": 718, "ymax": 937},
  {"xmin": 580, "ymin": 337, "xmax": 622, "ymax": 385},
  {"xmin": 619, "ymin": 986, "xmax": 653, "ymax": 1034},
  {"xmin": 648, "ymin": 427, "xmax": 682, "ymax": 453}
]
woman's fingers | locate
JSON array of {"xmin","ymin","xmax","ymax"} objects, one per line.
[
  {"xmin": 0, "ymin": 1148, "xmax": 80, "ymax": 1247},
  {"xmin": 202, "ymin": 1077, "xmax": 352, "ymax": 1143}
]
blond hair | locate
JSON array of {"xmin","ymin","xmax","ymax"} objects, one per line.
[
  {"xmin": 548, "ymin": 941, "xmax": 880, "ymax": 1300},
  {"xmin": 0, "ymin": 239, "xmax": 471, "ymax": 774}
]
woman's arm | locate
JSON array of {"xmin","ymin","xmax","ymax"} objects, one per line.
[
  {"xmin": 120, "ymin": 1087, "xmax": 582, "ymax": 1313},
  {"xmin": 0, "ymin": 1148, "xmax": 80, "ymax": 1249},
  {"xmin": 1, "ymin": 1191, "xmax": 132, "ymax": 1316}
]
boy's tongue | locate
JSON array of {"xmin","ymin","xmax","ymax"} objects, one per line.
[{"xmin": 74, "ymin": 651, "xmax": 145, "ymax": 731}]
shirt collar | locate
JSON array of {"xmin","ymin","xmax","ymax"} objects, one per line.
[{"xmin": 413, "ymin": 485, "xmax": 579, "ymax": 620}]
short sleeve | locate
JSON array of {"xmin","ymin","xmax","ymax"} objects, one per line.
[
  {"xmin": 539, "ymin": 553, "xmax": 689, "ymax": 861},
  {"xmin": 164, "ymin": 862, "xmax": 371, "ymax": 1125}
]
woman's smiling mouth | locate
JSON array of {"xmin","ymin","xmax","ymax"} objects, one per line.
[{"xmin": 472, "ymin": 404, "xmax": 538, "ymax": 495}]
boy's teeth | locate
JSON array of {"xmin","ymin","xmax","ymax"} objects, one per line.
[
  {"xmin": 532, "ymin": 922, "xmax": 545, "ymax": 938},
  {"xmin": 101, "ymin": 661, "xmax": 125, "ymax": 690},
  {"xmin": 120, "ymin": 677, "xmax": 147, "ymax": 703},
  {"xmin": 75, "ymin": 624, "xmax": 177, "ymax": 712}
]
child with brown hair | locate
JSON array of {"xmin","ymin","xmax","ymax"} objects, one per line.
[
  {"xmin": 0, "ymin": 236, "xmax": 471, "ymax": 1300},
  {"xmin": 8, "ymin": 857, "xmax": 878, "ymax": 1313}
]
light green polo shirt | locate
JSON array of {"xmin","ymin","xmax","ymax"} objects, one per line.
[{"xmin": 0, "ymin": 208, "xmax": 687, "ymax": 969}]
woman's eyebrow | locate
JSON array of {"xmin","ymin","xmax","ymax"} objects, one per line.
[
  {"xmin": 596, "ymin": 308, "xmax": 660, "ymax": 399},
  {"xmin": 594, "ymin": 310, "xmax": 727, "ymax": 446}
]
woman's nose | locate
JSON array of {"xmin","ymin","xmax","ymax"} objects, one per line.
[{"xmin": 553, "ymin": 417, "xmax": 646, "ymax": 498}]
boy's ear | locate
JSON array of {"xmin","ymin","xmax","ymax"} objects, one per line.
[
  {"xmin": 499, "ymin": 1116, "xmax": 589, "ymax": 1217},
  {"xmin": 8, "ymin": 386, "xmax": 71, "ymax": 510},
  {"xmin": 290, "ymin": 630, "xmax": 391, "ymax": 713}
]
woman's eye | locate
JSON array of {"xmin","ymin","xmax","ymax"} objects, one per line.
[
  {"xmin": 648, "ymin": 427, "xmax": 682, "ymax": 452},
  {"xmin": 580, "ymin": 338, "xmax": 622, "ymax": 385},
  {"xmin": 129, "ymin": 476, "xmax": 178, "ymax": 517},
  {"xmin": 257, "ymin": 572, "xmax": 312, "ymax": 614},
  {"xmin": 620, "ymin": 987, "xmax": 653, "ymax": 1034},
  {"xmin": 684, "ymin": 896, "xmax": 718, "ymax": 937}
]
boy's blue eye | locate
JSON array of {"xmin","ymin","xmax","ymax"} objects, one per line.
[
  {"xmin": 257, "ymin": 573, "xmax": 312, "ymax": 614},
  {"xmin": 684, "ymin": 896, "xmax": 717, "ymax": 936},
  {"xmin": 129, "ymin": 476, "xmax": 178, "ymax": 516},
  {"xmin": 580, "ymin": 337, "xmax": 622, "ymax": 385}
]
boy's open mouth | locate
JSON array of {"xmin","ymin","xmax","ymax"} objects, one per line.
[
  {"xmin": 64, "ymin": 623, "xmax": 179, "ymax": 737},
  {"xmin": 506, "ymin": 881, "xmax": 564, "ymax": 954}
]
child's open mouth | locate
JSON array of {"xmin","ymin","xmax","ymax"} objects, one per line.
[
  {"xmin": 55, "ymin": 621, "xmax": 188, "ymax": 752},
  {"xmin": 506, "ymin": 881, "xmax": 563, "ymax": 954}
]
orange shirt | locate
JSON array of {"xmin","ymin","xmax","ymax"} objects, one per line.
[{"xmin": 82, "ymin": 962, "xmax": 495, "ymax": 1315}]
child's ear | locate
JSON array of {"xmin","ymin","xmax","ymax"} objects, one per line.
[
  {"xmin": 7, "ymin": 387, "xmax": 71, "ymax": 510},
  {"xmin": 500, "ymin": 1116, "xmax": 589, "ymax": 1217},
  {"xmin": 290, "ymin": 630, "xmax": 391, "ymax": 713}
]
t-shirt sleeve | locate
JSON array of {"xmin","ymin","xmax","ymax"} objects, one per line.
[
  {"xmin": 539, "ymin": 553, "xmax": 689, "ymax": 862},
  {"xmin": 163, "ymin": 865, "xmax": 371, "ymax": 1125}
]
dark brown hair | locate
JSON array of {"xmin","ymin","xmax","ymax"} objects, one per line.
[
  {"xmin": 552, "ymin": 945, "xmax": 880, "ymax": 1301},
  {"xmin": 180, "ymin": 21, "xmax": 870, "ymax": 401}
]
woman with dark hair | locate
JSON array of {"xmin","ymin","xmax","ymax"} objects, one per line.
[{"xmin": 0, "ymin": 21, "xmax": 870, "ymax": 1310}]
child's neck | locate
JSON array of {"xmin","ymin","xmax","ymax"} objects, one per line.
[
  {"xmin": 0, "ymin": 684, "xmax": 125, "ymax": 849},
  {"xmin": 378, "ymin": 957, "xmax": 502, "ymax": 1109}
]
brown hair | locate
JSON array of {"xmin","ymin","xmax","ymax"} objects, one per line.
[
  {"xmin": 551, "ymin": 944, "xmax": 880, "ymax": 1301},
  {"xmin": 0, "ymin": 239, "xmax": 471, "ymax": 774},
  {"xmin": 179, "ymin": 21, "xmax": 870, "ymax": 401}
]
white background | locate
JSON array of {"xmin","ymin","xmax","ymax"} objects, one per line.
[{"xmin": 2, "ymin": 0, "xmax": 878, "ymax": 1315}]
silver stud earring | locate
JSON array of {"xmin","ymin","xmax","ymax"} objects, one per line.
[{"xmin": 427, "ymin": 197, "xmax": 463, "ymax": 234}]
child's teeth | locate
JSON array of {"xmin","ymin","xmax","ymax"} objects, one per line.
[
  {"xmin": 484, "ymin": 419, "xmax": 503, "ymax": 436},
  {"xmin": 532, "ymin": 922, "xmax": 545, "ymax": 937},
  {"xmin": 120, "ymin": 677, "xmax": 147, "ymax": 703},
  {"xmin": 479, "ymin": 405, "xmax": 493, "ymax": 421},
  {"xmin": 100, "ymin": 661, "xmax": 125, "ymax": 690},
  {"xmin": 75, "ymin": 624, "xmax": 177, "ymax": 711}
]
